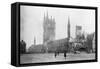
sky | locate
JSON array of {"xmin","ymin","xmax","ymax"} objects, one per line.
[{"xmin": 20, "ymin": 5, "xmax": 95, "ymax": 49}]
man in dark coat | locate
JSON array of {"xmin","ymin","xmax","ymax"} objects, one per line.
[
  {"xmin": 55, "ymin": 51, "xmax": 57, "ymax": 58},
  {"xmin": 64, "ymin": 51, "xmax": 66, "ymax": 59}
]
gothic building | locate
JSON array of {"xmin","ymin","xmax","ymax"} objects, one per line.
[{"xmin": 43, "ymin": 12, "xmax": 56, "ymax": 44}]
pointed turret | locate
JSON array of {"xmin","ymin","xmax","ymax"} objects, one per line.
[
  {"xmin": 68, "ymin": 16, "xmax": 70, "ymax": 39},
  {"xmin": 46, "ymin": 11, "xmax": 48, "ymax": 19},
  {"xmin": 44, "ymin": 13, "xmax": 45, "ymax": 20},
  {"xmin": 34, "ymin": 37, "xmax": 36, "ymax": 45}
]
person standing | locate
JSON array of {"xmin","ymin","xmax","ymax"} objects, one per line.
[
  {"xmin": 64, "ymin": 51, "xmax": 66, "ymax": 59},
  {"xmin": 55, "ymin": 51, "xmax": 57, "ymax": 58}
]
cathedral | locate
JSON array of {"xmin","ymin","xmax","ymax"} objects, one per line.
[
  {"xmin": 43, "ymin": 12, "xmax": 56, "ymax": 44},
  {"xmin": 29, "ymin": 13, "xmax": 72, "ymax": 53}
]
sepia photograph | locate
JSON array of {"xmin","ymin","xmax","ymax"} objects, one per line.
[{"xmin": 20, "ymin": 5, "xmax": 96, "ymax": 64}]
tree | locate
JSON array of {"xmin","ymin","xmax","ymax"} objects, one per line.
[
  {"xmin": 86, "ymin": 33, "xmax": 94, "ymax": 53},
  {"xmin": 20, "ymin": 40, "xmax": 26, "ymax": 54}
]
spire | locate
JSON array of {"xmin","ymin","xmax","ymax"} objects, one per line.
[
  {"xmin": 68, "ymin": 16, "xmax": 70, "ymax": 25},
  {"xmin": 46, "ymin": 11, "xmax": 48, "ymax": 19},
  {"xmin": 34, "ymin": 37, "xmax": 36, "ymax": 45},
  {"xmin": 68, "ymin": 16, "xmax": 70, "ymax": 39},
  {"xmin": 44, "ymin": 13, "xmax": 45, "ymax": 20},
  {"xmin": 51, "ymin": 16, "xmax": 53, "ymax": 22},
  {"xmin": 51, "ymin": 16, "xmax": 52, "ymax": 19}
]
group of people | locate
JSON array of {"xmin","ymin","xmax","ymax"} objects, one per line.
[{"xmin": 54, "ymin": 51, "xmax": 67, "ymax": 59}]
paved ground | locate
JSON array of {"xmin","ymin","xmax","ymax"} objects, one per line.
[{"xmin": 20, "ymin": 53, "xmax": 95, "ymax": 64}]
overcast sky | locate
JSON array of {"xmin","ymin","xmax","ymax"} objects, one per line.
[{"xmin": 20, "ymin": 6, "xmax": 95, "ymax": 49}]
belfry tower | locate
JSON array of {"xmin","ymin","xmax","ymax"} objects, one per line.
[{"xmin": 43, "ymin": 12, "xmax": 56, "ymax": 44}]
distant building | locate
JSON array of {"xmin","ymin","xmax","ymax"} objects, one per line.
[
  {"xmin": 28, "ymin": 16, "xmax": 73, "ymax": 53},
  {"xmin": 76, "ymin": 26, "xmax": 82, "ymax": 40},
  {"xmin": 92, "ymin": 33, "xmax": 95, "ymax": 52}
]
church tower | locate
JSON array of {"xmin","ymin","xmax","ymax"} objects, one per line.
[{"xmin": 43, "ymin": 12, "xmax": 56, "ymax": 44}]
